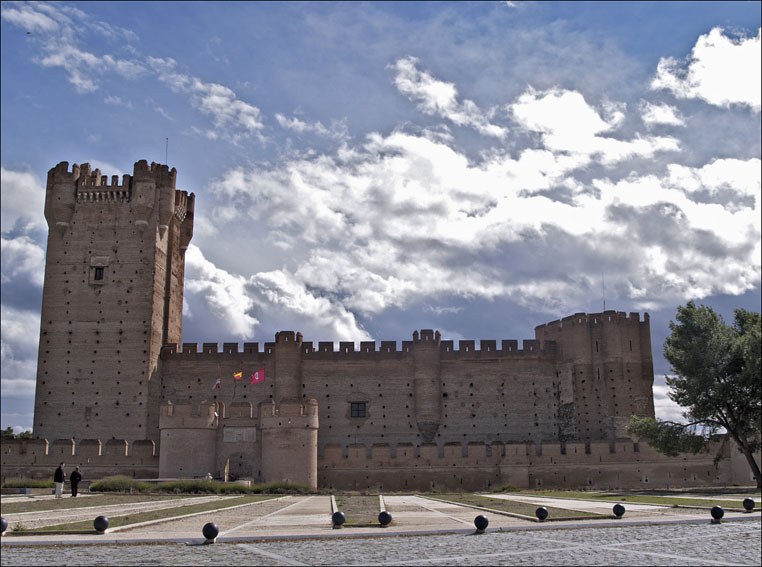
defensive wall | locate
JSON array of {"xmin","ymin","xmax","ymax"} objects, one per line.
[{"xmin": 2, "ymin": 435, "xmax": 756, "ymax": 491}]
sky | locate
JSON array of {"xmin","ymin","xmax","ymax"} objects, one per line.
[{"xmin": 1, "ymin": 1, "xmax": 760, "ymax": 433}]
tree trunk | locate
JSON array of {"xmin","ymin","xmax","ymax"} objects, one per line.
[{"xmin": 729, "ymin": 429, "xmax": 762, "ymax": 489}]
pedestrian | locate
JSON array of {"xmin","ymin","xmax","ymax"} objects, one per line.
[
  {"xmin": 70, "ymin": 466, "xmax": 82, "ymax": 497},
  {"xmin": 54, "ymin": 462, "xmax": 65, "ymax": 498}
]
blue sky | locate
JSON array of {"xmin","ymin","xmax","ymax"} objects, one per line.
[{"xmin": 1, "ymin": 1, "xmax": 760, "ymax": 432}]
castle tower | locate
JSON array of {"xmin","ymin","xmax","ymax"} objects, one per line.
[
  {"xmin": 34, "ymin": 161, "xmax": 194, "ymax": 443},
  {"xmin": 535, "ymin": 311, "xmax": 655, "ymax": 441},
  {"xmin": 412, "ymin": 329, "xmax": 442, "ymax": 442}
]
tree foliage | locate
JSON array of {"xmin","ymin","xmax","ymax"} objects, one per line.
[
  {"xmin": 0, "ymin": 427, "xmax": 32, "ymax": 439},
  {"xmin": 627, "ymin": 301, "xmax": 761, "ymax": 487}
]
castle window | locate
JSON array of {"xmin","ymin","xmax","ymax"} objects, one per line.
[{"xmin": 350, "ymin": 402, "xmax": 366, "ymax": 418}]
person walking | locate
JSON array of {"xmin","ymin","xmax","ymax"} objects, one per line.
[
  {"xmin": 70, "ymin": 466, "xmax": 82, "ymax": 497},
  {"xmin": 54, "ymin": 462, "xmax": 65, "ymax": 498}
]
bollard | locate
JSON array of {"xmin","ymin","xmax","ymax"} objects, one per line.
[
  {"xmin": 93, "ymin": 516, "xmax": 110, "ymax": 533},
  {"xmin": 1, "ymin": 516, "xmax": 7, "ymax": 536},
  {"xmin": 535, "ymin": 507, "xmax": 549, "ymax": 521},
  {"xmin": 710, "ymin": 506, "xmax": 724, "ymax": 524},
  {"xmin": 202, "ymin": 522, "xmax": 219, "ymax": 543},
  {"xmin": 332, "ymin": 511, "xmax": 346, "ymax": 529},
  {"xmin": 613, "ymin": 504, "xmax": 626, "ymax": 518},
  {"xmin": 378, "ymin": 511, "xmax": 392, "ymax": 527},
  {"xmin": 474, "ymin": 515, "xmax": 489, "ymax": 534},
  {"xmin": 742, "ymin": 498, "xmax": 755, "ymax": 512}
]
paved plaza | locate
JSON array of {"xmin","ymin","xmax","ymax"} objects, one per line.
[{"xmin": 2, "ymin": 493, "xmax": 760, "ymax": 566}]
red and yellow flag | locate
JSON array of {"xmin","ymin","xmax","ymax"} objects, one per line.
[{"xmin": 233, "ymin": 371, "xmax": 243, "ymax": 380}]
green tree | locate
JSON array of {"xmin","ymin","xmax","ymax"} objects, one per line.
[{"xmin": 627, "ymin": 301, "xmax": 761, "ymax": 488}]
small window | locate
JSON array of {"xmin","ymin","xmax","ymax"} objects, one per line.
[
  {"xmin": 94, "ymin": 267, "xmax": 104, "ymax": 280},
  {"xmin": 350, "ymin": 402, "xmax": 366, "ymax": 418}
]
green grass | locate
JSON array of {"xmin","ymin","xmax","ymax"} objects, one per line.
[
  {"xmin": 1, "ymin": 493, "xmax": 191, "ymax": 515},
  {"xmin": 88, "ymin": 476, "xmax": 315, "ymax": 495},
  {"xmin": 334, "ymin": 495, "xmax": 381, "ymax": 524},
  {"xmin": 512, "ymin": 490, "xmax": 761, "ymax": 509},
  {"xmin": 32, "ymin": 495, "xmax": 280, "ymax": 531},
  {"xmin": 2, "ymin": 479, "xmax": 55, "ymax": 489},
  {"xmin": 430, "ymin": 493, "xmax": 603, "ymax": 519}
]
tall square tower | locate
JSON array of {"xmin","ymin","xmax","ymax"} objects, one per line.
[{"xmin": 33, "ymin": 160, "xmax": 194, "ymax": 443}]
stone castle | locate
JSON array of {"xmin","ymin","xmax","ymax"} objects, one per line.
[{"xmin": 1, "ymin": 160, "xmax": 755, "ymax": 489}]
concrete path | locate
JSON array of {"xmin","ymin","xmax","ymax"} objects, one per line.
[{"xmin": 1, "ymin": 493, "xmax": 759, "ymax": 546}]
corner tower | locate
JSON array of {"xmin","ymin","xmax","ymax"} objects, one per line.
[{"xmin": 33, "ymin": 161, "xmax": 194, "ymax": 443}]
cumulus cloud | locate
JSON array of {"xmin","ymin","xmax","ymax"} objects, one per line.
[
  {"xmin": 510, "ymin": 88, "xmax": 680, "ymax": 164},
  {"xmin": 392, "ymin": 56, "xmax": 508, "ymax": 138},
  {"xmin": 651, "ymin": 27, "xmax": 761, "ymax": 112},
  {"xmin": 184, "ymin": 244, "xmax": 259, "ymax": 340},
  {"xmin": 0, "ymin": 236, "xmax": 46, "ymax": 287},
  {"xmin": 201, "ymin": 119, "xmax": 759, "ymax": 324},
  {"xmin": 0, "ymin": 167, "xmax": 46, "ymax": 234},
  {"xmin": 0, "ymin": 305, "xmax": 40, "ymax": 399},
  {"xmin": 640, "ymin": 101, "xmax": 685, "ymax": 127}
]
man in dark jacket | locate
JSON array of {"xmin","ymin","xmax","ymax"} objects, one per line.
[
  {"xmin": 54, "ymin": 462, "xmax": 65, "ymax": 498},
  {"xmin": 70, "ymin": 466, "xmax": 82, "ymax": 497}
]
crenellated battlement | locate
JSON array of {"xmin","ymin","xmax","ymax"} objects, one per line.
[
  {"xmin": 535, "ymin": 310, "xmax": 649, "ymax": 333},
  {"xmin": 161, "ymin": 334, "xmax": 558, "ymax": 360}
]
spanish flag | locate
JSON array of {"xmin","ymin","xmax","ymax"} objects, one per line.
[{"xmin": 233, "ymin": 371, "xmax": 243, "ymax": 380}]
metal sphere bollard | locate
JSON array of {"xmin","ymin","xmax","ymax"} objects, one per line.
[
  {"xmin": 378, "ymin": 510, "xmax": 392, "ymax": 527},
  {"xmin": 742, "ymin": 498, "xmax": 755, "ymax": 512},
  {"xmin": 710, "ymin": 505, "xmax": 724, "ymax": 523},
  {"xmin": 613, "ymin": 503, "xmax": 626, "ymax": 518},
  {"xmin": 474, "ymin": 515, "xmax": 489, "ymax": 533},
  {"xmin": 202, "ymin": 522, "xmax": 219, "ymax": 542},
  {"xmin": 1, "ymin": 516, "xmax": 7, "ymax": 535},
  {"xmin": 535, "ymin": 506, "xmax": 549, "ymax": 521},
  {"xmin": 332, "ymin": 511, "xmax": 346, "ymax": 528},
  {"xmin": 93, "ymin": 516, "xmax": 110, "ymax": 533}
]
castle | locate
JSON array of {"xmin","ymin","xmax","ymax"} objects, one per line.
[{"xmin": 0, "ymin": 160, "xmax": 755, "ymax": 489}]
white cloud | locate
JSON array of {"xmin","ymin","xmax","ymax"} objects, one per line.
[
  {"xmin": 640, "ymin": 101, "xmax": 685, "ymax": 127},
  {"xmin": 148, "ymin": 57, "xmax": 264, "ymax": 142},
  {"xmin": 0, "ymin": 167, "xmax": 46, "ymax": 234},
  {"xmin": 275, "ymin": 113, "xmax": 348, "ymax": 140},
  {"xmin": 652, "ymin": 382, "xmax": 686, "ymax": 422},
  {"xmin": 392, "ymin": 56, "xmax": 508, "ymax": 138},
  {"xmin": 0, "ymin": 304, "xmax": 40, "ymax": 401},
  {"xmin": 184, "ymin": 244, "xmax": 259, "ymax": 339},
  {"xmin": 1, "ymin": 3, "xmax": 59, "ymax": 32},
  {"xmin": 1, "ymin": 236, "xmax": 46, "ymax": 287},
  {"xmin": 201, "ymin": 120, "xmax": 759, "ymax": 322},
  {"xmin": 510, "ymin": 88, "xmax": 680, "ymax": 164},
  {"xmin": 651, "ymin": 27, "xmax": 761, "ymax": 112}
]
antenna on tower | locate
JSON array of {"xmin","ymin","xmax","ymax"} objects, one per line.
[{"xmin": 165, "ymin": 138, "xmax": 169, "ymax": 165}]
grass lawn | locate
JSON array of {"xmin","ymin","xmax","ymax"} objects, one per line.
[
  {"xmin": 0, "ymin": 493, "xmax": 193, "ymax": 515},
  {"xmin": 429, "ymin": 493, "xmax": 603, "ymax": 519},
  {"xmin": 21, "ymin": 495, "xmax": 280, "ymax": 531},
  {"xmin": 510, "ymin": 490, "xmax": 761, "ymax": 509},
  {"xmin": 333, "ymin": 495, "xmax": 381, "ymax": 524}
]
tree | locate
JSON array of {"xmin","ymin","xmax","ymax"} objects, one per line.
[{"xmin": 627, "ymin": 301, "xmax": 761, "ymax": 488}]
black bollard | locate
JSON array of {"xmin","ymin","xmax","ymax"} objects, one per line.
[
  {"xmin": 378, "ymin": 511, "xmax": 392, "ymax": 527},
  {"xmin": 1, "ymin": 516, "xmax": 7, "ymax": 535},
  {"xmin": 202, "ymin": 522, "xmax": 219, "ymax": 543},
  {"xmin": 535, "ymin": 507, "xmax": 549, "ymax": 521},
  {"xmin": 742, "ymin": 498, "xmax": 755, "ymax": 512},
  {"xmin": 613, "ymin": 503, "xmax": 626, "ymax": 518},
  {"xmin": 474, "ymin": 515, "xmax": 489, "ymax": 534},
  {"xmin": 710, "ymin": 505, "xmax": 724, "ymax": 524},
  {"xmin": 93, "ymin": 516, "xmax": 110, "ymax": 533},
  {"xmin": 332, "ymin": 511, "xmax": 346, "ymax": 528}
]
